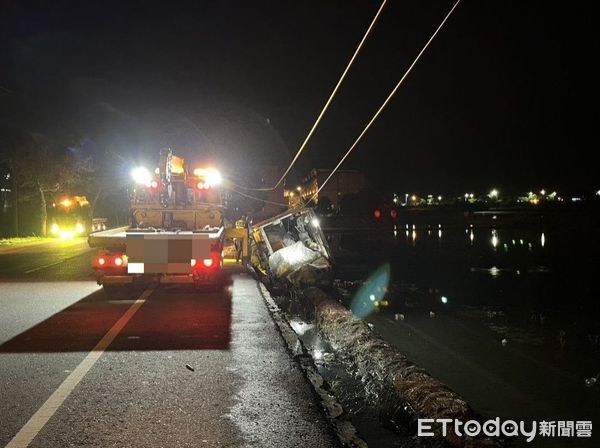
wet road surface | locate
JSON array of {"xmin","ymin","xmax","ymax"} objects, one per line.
[{"xmin": 0, "ymin": 245, "xmax": 338, "ymax": 447}]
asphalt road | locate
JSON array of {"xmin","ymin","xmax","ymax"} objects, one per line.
[
  {"xmin": 0, "ymin": 238, "xmax": 94, "ymax": 280},
  {"xmin": 0, "ymin": 241, "xmax": 338, "ymax": 447}
]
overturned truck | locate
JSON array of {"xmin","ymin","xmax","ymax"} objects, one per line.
[{"xmin": 250, "ymin": 208, "xmax": 333, "ymax": 287}]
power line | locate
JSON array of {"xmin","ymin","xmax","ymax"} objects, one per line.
[
  {"xmin": 230, "ymin": 187, "xmax": 289, "ymax": 207},
  {"xmin": 234, "ymin": 0, "xmax": 388, "ymax": 191},
  {"xmin": 308, "ymin": 0, "xmax": 461, "ymax": 205}
]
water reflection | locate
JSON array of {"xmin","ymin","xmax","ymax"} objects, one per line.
[
  {"xmin": 385, "ymin": 225, "xmax": 547, "ymax": 252},
  {"xmin": 491, "ymin": 230, "xmax": 499, "ymax": 248}
]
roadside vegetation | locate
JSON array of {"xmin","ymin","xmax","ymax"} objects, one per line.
[{"xmin": 0, "ymin": 236, "xmax": 47, "ymax": 246}]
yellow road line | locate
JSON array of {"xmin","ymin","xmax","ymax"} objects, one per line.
[{"xmin": 5, "ymin": 285, "xmax": 155, "ymax": 448}]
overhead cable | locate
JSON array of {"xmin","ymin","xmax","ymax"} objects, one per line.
[
  {"xmin": 308, "ymin": 0, "xmax": 461, "ymax": 205},
  {"xmin": 234, "ymin": 0, "xmax": 388, "ymax": 191}
]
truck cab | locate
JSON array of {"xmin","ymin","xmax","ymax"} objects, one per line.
[{"xmin": 48, "ymin": 195, "xmax": 91, "ymax": 239}]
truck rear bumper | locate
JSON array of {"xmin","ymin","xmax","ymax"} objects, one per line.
[
  {"xmin": 99, "ymin": 273, "xmax": 220, "ymax": 285},
  {"xmin": 102, "ymin": 275, "xmax": 134, "ymax": 284},
  {"xmin": 160, "ymin": 275, "xmax": 194, "ymax": 284}
]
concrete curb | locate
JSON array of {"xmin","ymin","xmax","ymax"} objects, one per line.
[{"xmin": 255, "ymin": 280, "xmax": 368, "ymax": 448}]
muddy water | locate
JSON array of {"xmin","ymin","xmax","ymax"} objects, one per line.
[{"xmin": 326, "ymin": 220, "xmax": 600, "ymax": 447}]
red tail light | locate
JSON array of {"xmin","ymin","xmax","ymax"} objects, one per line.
[
  {"xmin": 94, "ymin": 253, "xmax": 127, "ymax": 269},
  {"xmin": 191, "ymin": 251, "xmax": 220, "ymax": 271}
]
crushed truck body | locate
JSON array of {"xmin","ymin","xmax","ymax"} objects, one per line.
[{"xmin": 250, "ymin": 208, "xmax": 333, "ymax": 287}]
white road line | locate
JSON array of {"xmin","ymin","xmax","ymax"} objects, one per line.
[{"xmin": 5, "ymin": 285, "xmax": 156, "ymax": 448}]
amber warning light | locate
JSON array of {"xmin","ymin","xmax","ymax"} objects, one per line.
[{"xmin": 193, "ymin": 168, "xmax": 222, "ymax": 189}]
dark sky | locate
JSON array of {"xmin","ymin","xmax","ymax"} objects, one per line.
[{"xmin": 1, "ymin": 0, "xmax": 598, "ymax": 194}]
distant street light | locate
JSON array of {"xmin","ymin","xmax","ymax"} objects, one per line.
[{"xmin": 489, "ymin": 189, "xmax": 499, "ymax": 199}]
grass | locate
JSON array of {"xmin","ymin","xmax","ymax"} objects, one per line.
[{"xmin": 0, "ymin": 236, "xmax": 48, "ymax": 246}]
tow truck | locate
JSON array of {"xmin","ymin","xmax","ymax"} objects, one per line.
[
  {"xmin": 88, "ymin": 149, "xmax": 246, "ymax": 292},
  {"xmin": 48, "ymin": 195, "xmax": 91, "ymax": 239}
]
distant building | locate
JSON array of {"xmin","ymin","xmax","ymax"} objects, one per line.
[{"xmin": 295, "ymin": 168, "xmax": 366, "ymax": 210}]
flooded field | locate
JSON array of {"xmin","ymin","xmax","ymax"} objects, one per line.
[{"xmin": 324, "ymin": 214, "xmax": 600, "ymax": 447}]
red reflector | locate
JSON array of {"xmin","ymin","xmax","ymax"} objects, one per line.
[
  {"xmin": 374, "ymin": 209, "xmax": 381, "ymax": 219},
  {"xmin": 191, "ymin": 259, "xmax": 197, "ymax": 267},
  {"xmin": 98, "ymin": 257, "xmax": 106, "ymax": 266},
  {"xmin": 202, "ymin": 258, "xmax": 213, "ymax": 267}
]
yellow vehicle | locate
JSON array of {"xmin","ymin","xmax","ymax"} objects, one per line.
[
  {"xmin": 48, "ymin": 195, "xmax": 91, "ymax": 239},
  {"xmin": 88, "ymin": 149, "xmax": 245, "ymax": 292}
]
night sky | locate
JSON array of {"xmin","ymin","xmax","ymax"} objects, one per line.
[{"xmin": 1, "ymin": 0, "xmax": 597, "ymax": 194}]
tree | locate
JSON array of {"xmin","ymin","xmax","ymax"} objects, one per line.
[{"xmin": 1, "ymin": 127, "xmax": 85, "ymax": 236}]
